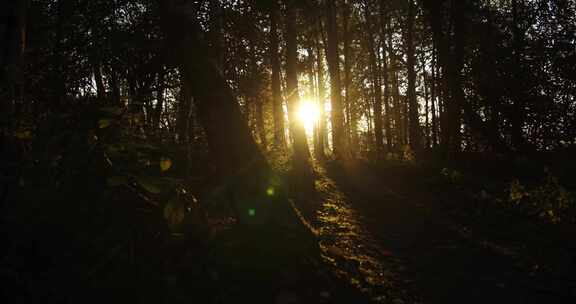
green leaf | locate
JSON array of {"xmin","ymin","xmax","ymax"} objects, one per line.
[
  {"xmin": 137, "ymin": 177, "xmax": 161, "ymax": 194},
  {"xmin": 160, "ymin": 157, "xmax": 172, "ymax": 172},
  {"xmin": 101, "ymin": 106, "xmax": 123, "ymax": 115},
  {"xmin": 164, "ymin": 200, "xmax": 186, "ymax": 230},
  {"xmin": 106, "ymin": 176, "xmax": 127, "ymax": 187},
  {"xmin": 14, "ymin": 130, "xmax": 32, "ymax": 139},
  {"xmin": 98, "ymin": 119, "xmax": 111, "ymax": 129}
]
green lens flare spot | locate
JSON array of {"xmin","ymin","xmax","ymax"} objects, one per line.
[
  {"xmin": 248, "ymin": 208, "xmax": 256, "ymax": 217},
  {"xmin": 266, "ymin": 186, "xmax": 275, "ymax": 196}
]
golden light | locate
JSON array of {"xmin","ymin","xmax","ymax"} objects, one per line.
[{"xmin": 297, "ymin": 99, "xmax": 320, "ymax": 134}]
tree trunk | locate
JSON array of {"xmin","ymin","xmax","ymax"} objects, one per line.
[
  {"xmin": 208, "ymin": 0, "xmax": 224, "ymax": 69},
  {"xmin": 422, "ymin": 52, "xmax": 430, "ymax": 148},
  {"xmin": 511, "ymin": 0, "xmax": 524, "ymax": 150},
  {"xmin": 177, "ymin": 73, "xmax": 193, "ymax": 145},
  {"xmin": 315, "ymin": 22, "xmax": 327, "ymax": 158},
  {"xmin": 93, "ymin": 62, "xmax": 105, "ymax": 101},
  {"xmin": 379, "ymin": 1, "xmax": 393, "ymax": 150},
  {"xmin": 285, "ymin": 2, "xmax": 312, "ymax": 181},
  {"xmin": 153, "ymin": 67, "xmax": 165, "ymax": 131},
  {"xmin": 343, "ymin": 1, "xmax": 354, "ymax": 155},
  {"xmin": 406, "ymin": 0, "xmax": 421, "ymax": 154},
  {"xmin": 246, "ymin": 24, "xmax": 267, "ymax": 150},
  {"xmin": 421, "ymin": 0, "xmax": 511, "ymax": 157},
  {"xmin": 269, "ymin": 2, "xmax": 286, "ymax": 150},
  {"xmin": 431, "ymin": 41, "xmax": 438, "ymax": 147},
  {"xmin": 109, "ymin": 67, "xmax": 121, "ymax": 105},
  {"xmin": 160, "ymin": 0, "xmax": 314, "ymax": 231},
  {"xmin": 326, "ymin": 0, "xmax": 348, "ymax": 159},
  {"xmin": 364, "ymin": 3, "xmax": 384, "ymax": 154},
  {"xmin": 1, "ymin": 0, "xmax": 27, "ymax": 124}
]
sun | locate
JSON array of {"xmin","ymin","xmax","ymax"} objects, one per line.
[{"xmin": 297, "ymin": 99, "xmax": 320, "ymax": 134}]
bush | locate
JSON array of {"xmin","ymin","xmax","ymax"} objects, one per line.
[{"xmin": 508, "ymin": 169, "xmax": 575, "ymax": 224}]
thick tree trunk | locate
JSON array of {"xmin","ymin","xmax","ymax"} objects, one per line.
[
  {"xmin": 364, "ymin": 3, "xmax": 384, "ymax": 154},
  {"xmin": 160, "ymin": 0, "xmax": 305, "ymax": 227},
  {"xmin": 269, "ymin": 2, "xmax": 286, "ymax": 150},
  {"xmin": 285, "ymin": 2, "xmax": 312, "ymax": 183},
  {"xmin": 306, "ymin": 46, "xmax": 319, "ymax": 154},
  {"xmin": 326, "ymin": 0, "xmax": 348, "ymax": 159}
]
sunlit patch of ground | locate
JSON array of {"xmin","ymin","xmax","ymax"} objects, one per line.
[{"xmin": 294, "ymin": 162, "xmax": 420, "ymax": 304}]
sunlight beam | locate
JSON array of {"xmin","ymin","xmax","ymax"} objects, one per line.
[{"xmin": 297, "ymin": 100, "xmax": 320, "ymax": 135}]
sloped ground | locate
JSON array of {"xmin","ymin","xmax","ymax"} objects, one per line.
[
  {"xmin": 293, "ymin": 159, "xmax": 576, "ymax": 304},
  {"xmin": 293, "ymin": 162, "xmax": 419, "ymax": 304},
  {"xmin": 3, "ymin": 156, "xmax": 574, "ymax": 303}
]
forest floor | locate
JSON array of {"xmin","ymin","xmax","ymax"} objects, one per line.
[
  {"xmin": 292, "ymin": 159, "xmax": 576, "ymax": 304},
  {"xmin": 3, "ymin": 154, "xmax": 576, "ymax": 303}
]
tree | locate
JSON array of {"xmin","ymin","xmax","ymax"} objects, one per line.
[
  {"xmin": 363, "ymin": 0, "xmax": 384, "ymax": 153},
  {"xmin": 378, "ymin": 0, "xmax": 393, "ymax": 150},
  {"xmin": 325, "ymin": 0, "xmax": 348, "ymax": 159},
  {"xmin": 160, "ymin": 0, "xmax": 310, "ymax": 229},
  {"xmin": 284, "ymin": 0, "xmax": 313, "ymax": 187},
  {"xmin": 406, "ymin": 0, "xmax": 421, "ymax": 153},
  {"xmin": 269, "ymin": 0, "xmax": 287, "ymax": 150},
  {"xmin": 314, "ymin": 18, "xmax": 327, "ymax": 158}
]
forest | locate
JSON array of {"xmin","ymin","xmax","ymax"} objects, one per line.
[{"xmin": 1, "ymin": 0, "xmax": 576, "ymax": 303}]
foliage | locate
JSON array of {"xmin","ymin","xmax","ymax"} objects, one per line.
[
  {"xmin": 440, "ymin": 167, "xmax": 464, "ymax": 185},
  {"xmin": 385, "ymin": 152, "xmax": 401, "ymax": 161},
  {"xmin": 402, "ymin": 145, "xmax": 416, "ymax": 162},
  {"xmin": 508, "ymin": 169, "xmax": 575, "ymax": 224}
]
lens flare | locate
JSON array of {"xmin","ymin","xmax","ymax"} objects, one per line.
[{"xmin": 297, "ymin": 100, "xmax": 320, "ymax": 134}]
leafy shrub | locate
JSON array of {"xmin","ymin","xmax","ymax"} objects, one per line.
[
  {"xmin": 402, "ymin": 145, "xmax": 415, "ymax": 162},
  {"xmin": 385, "ymin": 152, "xmax": 400, "ymax": 161},
  {"xmin": 441, "ymin": 167, "xmax": 464, "ymax": 184},
  {"xmin": 508, "ymin": 169, "xmax": 575, "ymax": 223}
]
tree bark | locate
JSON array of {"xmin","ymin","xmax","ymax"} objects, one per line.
[
  {"xmin": 421, "ymin": 0, "xmax": 511, "ymax": 157},
  {"xmin": 1, "ymin": 0, "xmax": 27, "ymax": 123},
  {"xmin": 93, "ymin": 61, "xmax": 105, "ymax": 101},
  {"xmin": 511, "ymin": 0, "xmax": 524, "ymax": 150},
  {"xmin": 153, "ymin": 67, "xmax": 165, "ymax": 131},
  {"xmin": 430, "ymin": 41, "xmax": 438, "ymax": 147},
  {"xmin": 208, "ymin": 0, "xmax": 224, "ymax": 69},
  {"xmin": 342, "ymin": 1, "xmax": 354, "ymax": 155},
  {"xmin": 159, "ymin": 0, "xmax": 315, "ymax": 230},
  {"xmin": 269, "ymin": 1, "xmax": 286, "ymax": 150},
  {"xmin": 314, "ymin": 21, "xmax": 327, "ymax": 158},
  {"xmin": 379, "ymin": 0, "xmax": 393, "ymax": 150},
  {"xmin": 285, "ymin": 2, "xmax": 312, "ymax": 181},
  {"xmin": 406, "ymin": 0, "xmax": 421, "ymax": 153},
  {"xmin": 325, "ymin": 0, "xmax": 348, "ymax": 159},
  {"xmin": 421, "ymin": 51, "xmax": 430, "ymax": 148},
  {"xmin": 364, "ymin": 3, "xmax": 384, "ymax": 154},
  {"xmin": 177, "ymin": 73, "xmax": 192, "ymax": 146}
]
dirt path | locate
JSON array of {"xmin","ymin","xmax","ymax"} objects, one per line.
[{"xmin": 295, "ymin": 161, "xmax": 575, "ymax": 304}]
